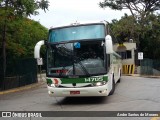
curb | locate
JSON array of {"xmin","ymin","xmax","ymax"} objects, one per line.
[
  {"xmin": 0, "ymin": 81, "xmax": 46, "ymax": 95},
  {"xmin": 124, "ymin": 74, "xmax": 160, "ymax": 78}
]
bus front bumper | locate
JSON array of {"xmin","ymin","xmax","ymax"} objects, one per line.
[{"xmin": 47, "ymin": 85, "xmax": 109, "ymax": 97}]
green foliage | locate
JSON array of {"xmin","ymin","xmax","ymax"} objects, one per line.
[
  {"xmin": 110, "ymin": 14, "xmax": 141, "ymax": 43},
  {"xmin": 0, "ymin": 0, "xmax": 49, "ymax": 70},
  {"xmin": 110, "ymin": 14, "xmax": 160, "ymax": 59},
  {"xmin": 0, "ymin": 15, "xmax": 48, "ymax": 59},
  {"xmin": 140, "ymin": 14, "xmax": 160, "ymax": 59},
  {"xmin": 99, "ymin": 0, "xmax": 160, "ymax": 20},
  {"xmin": 100, "ymin": 0, "xmax": 160, "ymax": 59},
  {"xmin": 0, "ymin": 0, "xmax": 49, "ymax": 16}
]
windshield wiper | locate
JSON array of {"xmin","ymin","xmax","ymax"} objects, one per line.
[{"xmin": 74, "ymin": 56, "xmax": 91, "ymax": 77}]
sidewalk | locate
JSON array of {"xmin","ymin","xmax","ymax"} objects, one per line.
[{"xmin": 0, "ymin": 74, "xmax": 46, "ymax": 95}]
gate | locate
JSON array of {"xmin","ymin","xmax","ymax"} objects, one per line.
[
  {"xmin": 140, "ymin": 58, "xmax": 160, "ymax": 76},
  {"xmin": 0, "ymin": 58, "xmax": 37, "ymax": 90}
]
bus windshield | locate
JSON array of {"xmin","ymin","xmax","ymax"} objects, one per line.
[
  {"xmin": 49, "ymin": 24, "xmax": 105, "ymax": 42},
  {"xmin": 47, "ymin": 40, "xmax": 107, "ymax": 77}
]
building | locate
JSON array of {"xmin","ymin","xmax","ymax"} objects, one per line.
[{"xmin": 113, "ymin": 42, "xmax": 137, "ymax": 74}]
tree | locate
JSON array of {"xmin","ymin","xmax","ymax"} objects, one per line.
[
  {"xmin": 99, "ymin": 0, "xmax": 160, "ymax": 40},
  {"xmin": 110, "ymin": 13, "xmax": 160, "ymax": 59},
  {"xmin": 0, "ymin": 16, "xmax": 48, "ymax": 74},
  {"xmin": 140, "ymin": 14, "xmax": 160, "ymax": 59},
  {"xmin": 4, "ymin": 17, "xmax": 48, "ymax": 58},
  {"xmin": 109, "ymin": 14, "xmax": 141, "ymax": 43},
  {"xmin": 0, "ymin": 0, "xmax": 49, "ymax": 16},
  {"xmin": 99, "ymin": 0, "xmax": 160, "ymax": 21},
  {"xmin": 99, "ymin": 0, "xmax": 160, "ymax": 58},
  {"xmin": 0, "ymin": 0, "xmax": 49, "ymax": 89}
]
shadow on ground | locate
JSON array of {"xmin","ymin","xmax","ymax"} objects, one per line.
[{"xmin": 54, "ymin": 96, "xmax": 108, "ymax": 105}]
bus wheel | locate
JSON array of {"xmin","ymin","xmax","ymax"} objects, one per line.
[
  {"xmin": 117, "ymin": 71, "xmax": 121, "ymax": 83},
  {"xmin": 109, "ymin": 77, "xmax": 115, "ymax": 96},
  {"xmin": 117, "ymin": 78, "xmax": 121, "ymax": 83}
]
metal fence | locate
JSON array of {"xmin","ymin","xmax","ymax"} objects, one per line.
[
  {"xmin": 0, "ymin": 58, "xmax": 37, "ymax": 91},
  {"xmin": 140, "ymin": 58, "xmax": 160, "ymax": 76}
]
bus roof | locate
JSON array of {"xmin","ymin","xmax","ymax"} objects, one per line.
[{"xmin": 49, "ymin": 20, "xmax": 107, "ymax": 30}]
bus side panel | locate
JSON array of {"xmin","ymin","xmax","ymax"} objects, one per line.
[{"xmin": 111, "ymin": 53, "xmax": 122, "ymax": 83}]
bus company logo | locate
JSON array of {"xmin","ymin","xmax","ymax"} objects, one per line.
[
  {"xmin": 1, "ymin": 112, "xmax": 42, "ymax": 118},
  {"xmin": 2, "ymin": 112, "xmax": 11, "ymax": 117}
]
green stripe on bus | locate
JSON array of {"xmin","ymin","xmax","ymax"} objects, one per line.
[
  {"xmin": 61, "ymin": 76, "xmax": 108, "ymax": 84},
  {"xmin": 47, "ymin": 78, "xmax": 52, "ymax": 84}
]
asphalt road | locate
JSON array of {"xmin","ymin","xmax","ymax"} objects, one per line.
[{"xmin": 0, "ymin": 76, "xmax": 160, "ymax": 120}]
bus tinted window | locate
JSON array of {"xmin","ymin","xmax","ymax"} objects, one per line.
[{"xmin": 49, "ymin": 24, "xmax": 105, "ymax": 42}]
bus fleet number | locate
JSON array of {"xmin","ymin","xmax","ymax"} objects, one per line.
[{"xmin": 85, "ymin": 77, "xmax": 103, "ymax": 82}]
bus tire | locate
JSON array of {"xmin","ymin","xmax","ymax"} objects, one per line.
[
  {"xmin": 109, "ymin": 77, "xmax": 115, "ymax": 96},
  {"xmin": 117, "ymin": 70, "xmax": 121, "ymax": 83},
  {"xmin": 117, "ymin": 78, "xmax": 121, "ymax": 83}
]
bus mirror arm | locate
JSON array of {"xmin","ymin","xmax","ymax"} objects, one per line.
[
  {"xmin": 34, "ymin": 40, "xmax": 45, "ymax": 58},
  {"xmin": 44, "ymin": 40, "xmax": 48, "ymax": 46}
]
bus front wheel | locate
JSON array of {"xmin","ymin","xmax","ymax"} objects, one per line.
[{"xmin": 117, "ymin": 70, "xmax": 121, "ymax": 83}]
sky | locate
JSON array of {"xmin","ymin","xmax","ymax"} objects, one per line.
[{"xmin": 30, "ymin": 0, "xmax": 131, "ymax": 28}]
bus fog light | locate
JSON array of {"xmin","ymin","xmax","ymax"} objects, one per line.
[
  {"xmin": 102, "ymin": 81, "xmax": 107, "ymax": 85},
  {"xmin": 48, "ymin": 91, "xmax": 54, "ymax": 94},
  {"xmin": 99, "ymin": 90, "xmax": 107, "ymax": 94},
  {"xmin": 49, "ymin": 84, "xmax": 59, "ymax": 87}
]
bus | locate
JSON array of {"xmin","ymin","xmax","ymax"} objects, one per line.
[{"xmin": 34, "ymin": 21, "xmax": 122, "ymax": 97}]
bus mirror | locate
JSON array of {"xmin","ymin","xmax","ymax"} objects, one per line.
[
  {"xmin": 34, "ymin": 40, "xmax": 45, "ymax": 58},
  {"xmin": 105, "ymin": 35, "xmax": 113, "ymax": 54}
]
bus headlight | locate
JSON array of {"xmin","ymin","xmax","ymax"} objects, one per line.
[
  {"xmin": 93, "ymin": 81, "xmax": 107, "ymax": 86},
  {"xmin": 52, "ymin": 84, "xmax": 59, "ymax": 87},
  {"xmin": 48, "ymin": 83, "xmax": 59, "ymax": 87}
]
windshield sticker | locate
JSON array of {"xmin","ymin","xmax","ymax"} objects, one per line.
[{"xmin": 74, "ymin": 42, "xmax": 81, "ymax": 48}]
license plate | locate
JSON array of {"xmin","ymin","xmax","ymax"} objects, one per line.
[{"xmin": 70, "ymin": 91, "xmax": 80, "ymax": 94}]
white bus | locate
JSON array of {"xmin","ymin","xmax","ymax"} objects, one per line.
[{"xmin": 34, "ymin": 21, "xmax": 122, "ymax": 97}]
